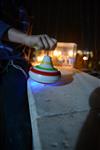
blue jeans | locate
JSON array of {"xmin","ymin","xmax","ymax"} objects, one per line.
[{"xmin": 0, "ymin": 59, "xmax": 32, "ymax": 150}]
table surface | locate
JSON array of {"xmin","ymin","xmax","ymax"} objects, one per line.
[{"xmin": 27, "ymin": 67, "xmax": 100, "ymax": 150}]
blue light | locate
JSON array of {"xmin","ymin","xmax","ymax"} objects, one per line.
[
  {"xmin": 30, "ymin": 80, "xmax": 42, "ymax": 87},
  {"xmin": 29, "ymin": 79, "xmax": 47, "ymax": 94},
  {"xmin": 28, "ymin": 78, "xmax": 61, "ymax": 94}
]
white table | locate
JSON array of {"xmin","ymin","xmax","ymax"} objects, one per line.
[{"xmin": 27, "ymin": 67, "xmax": 100, "ymax": 150}]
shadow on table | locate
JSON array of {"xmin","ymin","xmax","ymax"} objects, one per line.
[
  {"xmin": 49, "ymin": 74, "xmax": 74, "ymax": 86},
  {"xmin": 75, "ymin": 87, "xmax": 100, "ymax": 150}
]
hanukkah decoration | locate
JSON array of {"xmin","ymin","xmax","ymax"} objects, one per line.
[{"xmin": 29, "ymin": 55, "xmax": 61, "ymax": 83}]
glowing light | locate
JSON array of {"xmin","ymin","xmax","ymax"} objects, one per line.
[
  {"xmin": 37, "ymin": 55, "xmax": 44, "ymax": 62},
  {"xmin": 84, "ymin": 51, "xmax": 88, "ymax": 55},
  {"xmin": 58, "ymin": 51, "xmax": 61, "ymax": 55},
  {"xmin": 53, "ymin": 50, "xmax": 61, "ymax": 57},
  {"xmin": 29, "ymin": 78, "xmax": 46, "ymax": 93},
  {"xmin": 28, "ymin": 78, "xmax": 60, "ymax": 94},
  {"xmin": 86, "ymin": 51, "xmax": 89, "ymax": 55},
  {"xmin": 73, "ymin": 51, "xmax": 77, "ymax": 57},
  {"xmin": 83, "ymin": 56, "xmax": 88, "ymax": 60},
  {"xmin": 77, "ymin": 50, "xmax": 83, "ymax": 55},
  {"xmin": 68, "ymin": 50, "xmax": 73, "ymax": 57},
  {"xmin": 98, "ymin": 61, "xmax": 100, "ymax": 65},
  {"xmin": 90, "ymin": 51, "xmax": 94, "ymax": 58}
]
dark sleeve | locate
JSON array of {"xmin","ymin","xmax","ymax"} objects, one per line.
[{"xmin": 0, "ymin": 20, "xmax": 11, "ymax": 40}]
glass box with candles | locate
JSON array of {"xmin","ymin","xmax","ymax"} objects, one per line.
[{"xmin": 32, "ymin": 42, "xmax": 77, "ymax": 67}]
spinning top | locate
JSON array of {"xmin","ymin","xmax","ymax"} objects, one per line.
[{"xmin": 29, "ymin": 55, "xmax": 61, "ymax": 83}]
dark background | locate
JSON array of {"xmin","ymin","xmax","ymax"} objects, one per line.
[
  {"xmin": 0, "ymin": 0, "xmax": 99, "ymax": 67},
  {"xmin": 32, "ymin": 0, "xmax": 100, "ymax": 52}
]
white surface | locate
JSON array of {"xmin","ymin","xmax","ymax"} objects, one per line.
[
  {"xmin": 27, "ymin": 79, "xmax": 42, "ymax": 150},
  {"xmin": 27, "ymin": 67, "xmax": 100, "ymax": 150}
]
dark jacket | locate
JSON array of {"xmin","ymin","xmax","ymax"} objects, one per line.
[{"xmin": 0, "ymin": 2, "xmax": 32, "ymax": 150}]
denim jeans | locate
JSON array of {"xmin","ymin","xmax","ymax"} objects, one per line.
[{"xmin": 0, "ymin": 59, "xmax": 32, "ymax": 150}]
